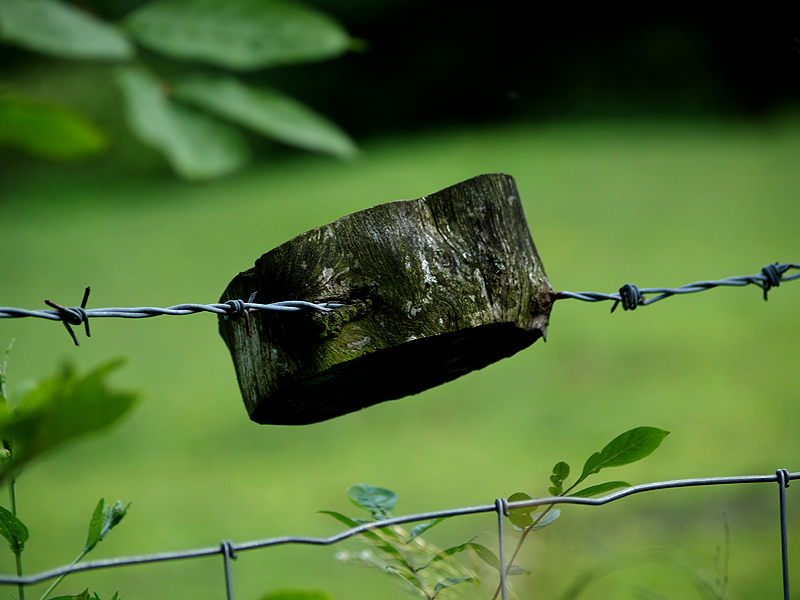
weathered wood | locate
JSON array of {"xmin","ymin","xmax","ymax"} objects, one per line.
[{"xmin": 218, "ymin": 173, "xmax": 552, "ymax": 425}]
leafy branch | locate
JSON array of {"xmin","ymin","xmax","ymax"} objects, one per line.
[
  {"xmin": 496, "ymin": 427, "xmax": 669, "ymax": 600},
  {"xmin": 0, "ymin": 351, "xmax": 137, "ymax": 599},
  {"xmin": 327, "ymin": 428, "xmax": 669, "ymax": 600},
  {"xmin": 0, "ymin": 0, "xmax": 358, "ymax": 179}
]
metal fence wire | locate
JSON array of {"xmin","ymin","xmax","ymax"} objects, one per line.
[
  {"xmin": 0, "ymin": 263, "xmax": 798, "ymax": 345},
  {"xmin": 0, "ymin": 262, "xmax": 798, "ymax": 598},
  {"xmin": 0, "ymin": 471, "xmax": 795, "ymax": 600}
]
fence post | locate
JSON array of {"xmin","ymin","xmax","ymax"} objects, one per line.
[{"xmin": 219, "ymin": 173, "xmax": 552, "ymax": 425}]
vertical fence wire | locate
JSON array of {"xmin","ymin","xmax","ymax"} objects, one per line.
[{"xmin": 778, "ymin": 469, "xmax": 791, "ymax": 600}]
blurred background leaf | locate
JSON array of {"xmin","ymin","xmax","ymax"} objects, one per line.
[
  {"xmin": 0, "ymin": 0, "xmax": 134, "ymax": 60},
  {"xmin": 122, "ymin": 0, "xmax": 351, "ymax": 70},
  {"xmin": 0, "ymin": 97, "xmax": 108, "ymax": 160},
  {"xmin": 173, "ymin": 74, "xmax": 357, "ymax": 159},
  {"xmin": 116, "ymin": 67, "xmax": 250, "ymax": 180}
]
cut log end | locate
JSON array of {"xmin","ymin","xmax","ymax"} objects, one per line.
[{"xmin": 219, "ymin": 173, "xmax": 552, "ymax": 425}]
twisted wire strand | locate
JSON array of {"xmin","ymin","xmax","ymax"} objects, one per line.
[
  {"xmin": 0, "ymin": 288, "xmax": 341, "ymax": 345},
  {"xmin": 0, "ymin": 263, "xmax": 797, "ymax": 345},
  {"xmin": 553, "ymin": 262, "xmax": 800, "ymax": 312}
]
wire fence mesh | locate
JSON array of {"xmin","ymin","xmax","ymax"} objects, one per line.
[
  {"xmin": 0, "ymin": 470, "xmax": 795, "ymax": 600},
  {"xmin": 0, "ymin": 262, "xmax": 797, "ymax": 599}
]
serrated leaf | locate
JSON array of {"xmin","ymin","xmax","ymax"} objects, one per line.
[
  {"xmin": 0, "ymin": 97, "xmax": 107, "ymax": 161},
  {"xmin": 0, "ymin": 359, "xmax": 137, "ymax": 485},
  {"xmin": 116, "ymin": 67, "xmax": 249, "ymax": 180},
  {"xmin": 346, "ymin": 484, "xmax": 397, "ymax": 518},
  {"xmin": 173, "ymin": 75, "xmax": 357, "ymax": 159},
  {"xmin": 570, "ymin": 481, "xmax": 631, "ymax": 498},
  {"xmin": 123, "ymin": 0, "xmax": 350, "ymax": 70},
  {"xmin": 0, "ymin": 0, "xmax": 133, "ymax": 60},
  {"xmin": 0, "ymin": 505, "xmax": 28, "ymax": 553},
  {"xmin": 579, "ymin": 427, "xmax": 669, "ymax": 482}
]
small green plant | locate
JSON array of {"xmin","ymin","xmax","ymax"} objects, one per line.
[
  {"xmin": 0, "ymin": 0, "xmax": 358, "ymax": 179},
  {"xmin": 0, "ymin": 344, "xmax": 137, "ymax": 600},
  {"xmin": 327, "ymin": 427, "xmax": 669, "ymax": 599},
  {"xmin": 324, "ymin": 484, "xmax": 481, "ymax": 600}
]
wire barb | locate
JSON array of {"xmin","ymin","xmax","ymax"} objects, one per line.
[
  {"xmin": 0, "ymin": 290, "xmax": 341, "ymax": 345},
  {"xmin": 43, "ymin": 287, "xmax": 91, "ymax": 346},
  {"xmin": 554, "ymin": 262, "xmax": 800, "ymax": 311}
]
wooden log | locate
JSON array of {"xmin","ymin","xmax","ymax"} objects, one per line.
[{"xmin": 218, "ymin": 173, "xmax": 552, "ymax": 425}]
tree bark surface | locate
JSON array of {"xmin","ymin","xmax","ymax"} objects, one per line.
[{"xmin": 219, "ymin": 173, "xmax": 552, "ymax": 425}]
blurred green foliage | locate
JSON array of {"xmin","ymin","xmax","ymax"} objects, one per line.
[{"xmin": 0, "ymin": 0, "xmax": 357, "ymax": 179}]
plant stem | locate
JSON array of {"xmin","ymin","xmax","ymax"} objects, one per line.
[
  {"xmin": 38, "ymin": 550, "xmax": 86, "ymax": 600},
  {"xmin": 10, "ymin": 475, "xmax": 25, "ymax": 600}
]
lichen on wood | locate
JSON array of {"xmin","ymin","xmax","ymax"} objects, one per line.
[{"xmin": 219, "ymin": 173, "xmax": 552, "ymax": 425}]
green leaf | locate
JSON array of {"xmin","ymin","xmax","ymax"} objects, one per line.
[
  {"xmin": 116, "ymin": 67, "xmax": 249, "ymax": 180},
  {"xmin": 320, "ymin": 510, "xmax": 407, "ymax": 566},
  {"xmin": 408, "ymin": 517, "xmax": 447, "ymax": 543},
  {"xmin": 0, "ymin": 359, "xmax": 137, "ymax": 484},
  {"xmin": 257, "ymin": 590, "xmax": 335, "ymax": 600},
  {"xmin": 433, "ymin": 577, "xmax": 477, "ymax": 592},
  {"xmin": 507, "ymin": 492, "xmax": 535, "ymax": 530},
  {"xmin": 346, "ymin": 484, "xmax": 397, "ymax": 519},
  {"xmin": 123, "ymin": 0, "xmax": 350, "ymax": 70},
  {"xmin": 469, "ymin": 543, "xmax": 500, "ymax": 570},
  {"xmin": 84, "ymin": 498, "xmax": 105, "ymax": 553},
  {"xmin": 85, "ymin": 499, "xmax": 131, "ymax": 553},
  {"xmin": 578, "ymin": 427, "xmax": 669, "ymax": 483},
  {"xmin": 0, "ymin": 97, "xmax": 108, "ymax": 161},
  {"xmin": 0, "ymin": 504, "xmax": 28, "ymax": 553},
  {"xmin": 427, "ymin": 534, "xmax": 483, "ymax": 565},
  {"xmin": 0, "ymin": 339, "xmax": 11, "ymax": 405},
  {"xmin": 468, "ymin": 543, "xmax": 528, "ymax": 575},
  {"xmin": 0, "ymin": 0, "xmax": 133, "ymax": 60},
  {"xmin": 549, "ymin": 461, "xmax": 570, "ymax": 494},
  {"xmin": 50, "ymin": 592, "xmax": 89, "ymax": 600},
  {"xmin": 173, "ymin": 75, "xmax": 357, "ymax": 159},
  {"xmin": 529, "ymin": 509, "xmax": 560, "ymax": 531},
  {"xmin": 570, "ymin": 481, "xmax": 631, "ymax": 498}
]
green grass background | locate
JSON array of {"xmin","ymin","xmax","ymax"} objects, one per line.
[{"xmin": 1, "ymin": 116, "xmax": 799, "ymax": 599}]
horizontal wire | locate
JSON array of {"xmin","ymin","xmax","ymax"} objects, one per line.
[
  {"xmin": 553, "ymin": 262, "xmax": 800, "ymax": 312},
  {"xmin": 0, "ymin": 469, "xmax": 795, "ymax": 586},
  {"xmin": 0, "ymin": 262, "xmax": 796, "ymax": 345}
]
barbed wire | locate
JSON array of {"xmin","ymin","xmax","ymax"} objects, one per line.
[
  {"xmin": 0, "ymin": 263, "xmax": 797, "ymax": 345},
  {"xmin": 0, "ymin": 469, "xmax": 794, "ymax": 600},
  {"xmin": 0, "ymin": 288, "xmax": 341, "ymax": 345},
  {"xmin": 552, "ymin": 262, "xmax": 800, "ymax": 312}
]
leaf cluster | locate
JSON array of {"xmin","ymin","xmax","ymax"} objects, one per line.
[
  {"xmin": 0, "ymin": 0, "xmax": 358, "ymax": 179},
  {"xmin": 327, "ymin": 428, "xmax": 669, "ymax": 600},
  {"xmin": 0, "ymin": 358, "xmax": 137, "ymax": 485},
  {"xmin": 323, "ymin": 484, "xmax": 483, "ymax": 600},
  {"xmin": 0, "ymin": 354, "xmax": 136, "ymax": 600}
]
